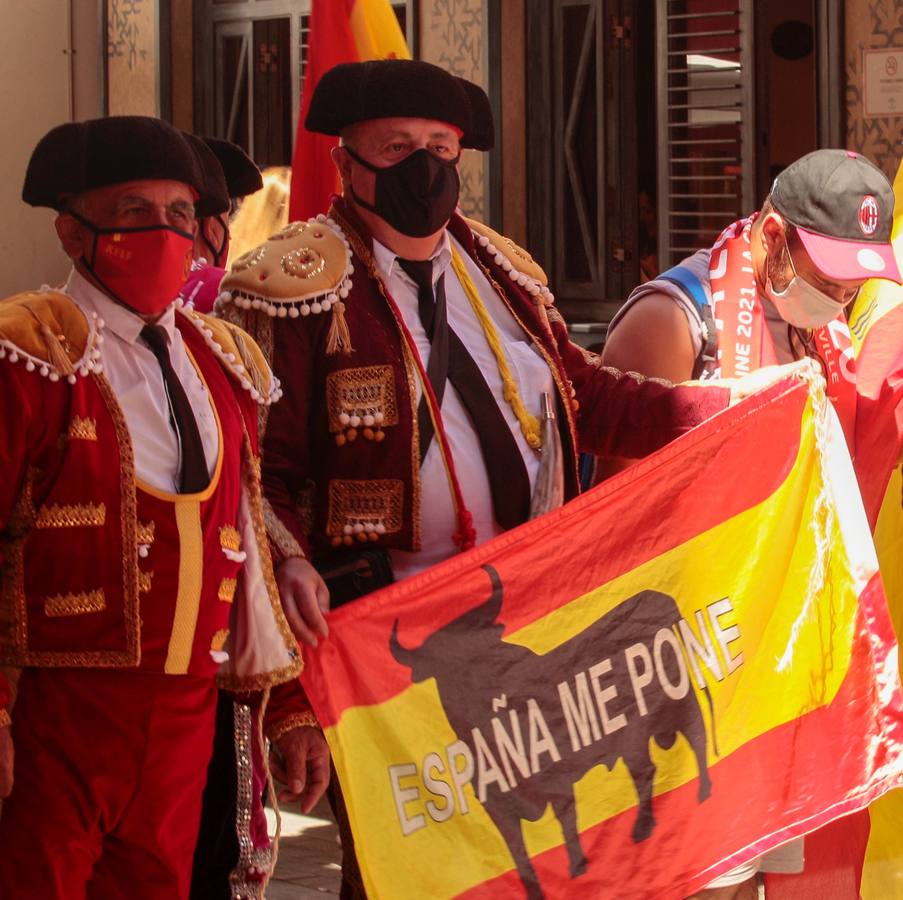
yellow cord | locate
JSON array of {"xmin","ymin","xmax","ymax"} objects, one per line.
[{"xmin": 450, "ymin": 248, "xmax": 542, "ymax": 449}]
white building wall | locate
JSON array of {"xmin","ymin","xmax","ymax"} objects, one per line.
[{"xmin": 0, "ymin": 1, "xmax": 103, "ymax": 296}]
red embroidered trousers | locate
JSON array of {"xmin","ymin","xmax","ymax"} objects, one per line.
[{"xmin": 0, "ymin": 668, "xmax": 217, "ymax": 899}]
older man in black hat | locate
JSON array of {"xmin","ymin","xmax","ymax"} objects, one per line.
[
  {"xmin": 213, "ymin": 58, "xmax": 753, "ymax": 896},
  {"xmin": 0, "ymin": 115, "xmax": 322, "ymax": 899}
]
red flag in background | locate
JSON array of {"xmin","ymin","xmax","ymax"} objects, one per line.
[{"xmin": 289, "ymin": 0, "xmax": 411, "ymax": 222}]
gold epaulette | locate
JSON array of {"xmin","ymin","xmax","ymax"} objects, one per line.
[
  {"xmin": 216, "ymin": 215, "xmax": 354, "ymax": 355},
  {"xmin": 178, "ymin": 305, "xmax": 282, "ymax": 406},
  {"xmin": 464, "ymin": 218, "xmax": 555, "ymax": 306},
  {"xmin": 0, "ymin": 290, "xmax": 102, "ymax": 382}
]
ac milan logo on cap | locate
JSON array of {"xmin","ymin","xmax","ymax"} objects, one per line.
[{"xmin": 858, "ymin": 196, "xmax": 880, "ymax": 236}]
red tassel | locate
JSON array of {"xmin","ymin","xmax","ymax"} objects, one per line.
[{"xmin": 454, "ymin": 509, "xmax": 476, "ymax": 551}]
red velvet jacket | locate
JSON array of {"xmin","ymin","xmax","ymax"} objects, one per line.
[
  {"xmin": 0, "ymin": 291, "xmax": 301, "ymax": 692},
  {"xmin": 219, "ymin": 201, "xmax": 730, "ymax": 563}
]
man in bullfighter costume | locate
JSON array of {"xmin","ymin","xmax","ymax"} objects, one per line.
[
  {"xmin": 0, "ymin": 115, "xmax": 327, "ymax": 899},
  {"xmin": 181, "ymin": 136, "xmax": 264, "ymax": 314},
  {"xmin": 216, "ymin": 59, "xmax": 752, "ymax": 896}
]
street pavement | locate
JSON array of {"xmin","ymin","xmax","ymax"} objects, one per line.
[{"xmin": 266, "ymin": 797, "xmax": 341, "ymax": 898}]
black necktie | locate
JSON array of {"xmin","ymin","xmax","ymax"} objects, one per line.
[
  {"xmin": 141, "ymin": 324, "xmax": 210, "ymax": 494},
  {"xmin": 397, "ymin": 257, "xmax": 532, "ymax": 529}
]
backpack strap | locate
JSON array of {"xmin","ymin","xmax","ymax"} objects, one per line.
[{"xmin": 657, "ymin": 265, "xmax": 718, "ymax": 378}]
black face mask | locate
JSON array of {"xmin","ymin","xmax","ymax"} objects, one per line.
[
  {"xmin": 345, "ymin": 146, "xmax": 460, "ymax": 238},
  {"xmin": 201, "ymin": 215, "xmax": 230, "ymax": 268}
]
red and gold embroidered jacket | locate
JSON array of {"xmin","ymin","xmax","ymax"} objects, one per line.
[
  {"xmin": 0, "ymin": 291, "xmax": 303, "ymax": 713},
  {"xmin": 218, "ymin": 200, "xmax": 730, "ymax": 561}
]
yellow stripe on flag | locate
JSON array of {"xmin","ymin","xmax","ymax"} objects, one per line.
[
  {"xmin": 349, "ymin": 0, "xmax": 411, "ymax": 61},
  {"xmin": 328, "ymin": 398, "xmax": 867, "ymax": 900},
  {"xmin": 862, "ymin": 467, "xmax": 903, "ymax": 900},
  {"xmin": 849, "ymin": 157, "xmax": 903, "ymax": 354},
  {"xmin": 857, "ymin": 153, "xmax": 903, "ymax": 900}
]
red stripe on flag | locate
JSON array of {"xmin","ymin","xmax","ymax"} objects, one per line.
[
  {"xmin": 450, "ymin": 583, "xmax": 902, "ymax": 900},
  {"xmin": 289, "ymin": 0, "xmax": 358, "ymax": 222},
  {"xmin": 304, "ymin": 378, "xmax": 809, "ymax": 725}
]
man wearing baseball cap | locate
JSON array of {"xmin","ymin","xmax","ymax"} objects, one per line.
[{"xmin": 601, "ymin": 151, "xmax": 902, "ymax": 898}]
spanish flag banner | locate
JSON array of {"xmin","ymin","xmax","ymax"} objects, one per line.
[
  {"xmin": 288, "ymin": 0, "xmax": 410, "ymax": 222},
  {"xmin": 850, "ymin": 155, "xmax": 903, "ymax": 900},
  {"xmin": 302, "ymin": 364, "xmax": 903, "ymax": 900}
]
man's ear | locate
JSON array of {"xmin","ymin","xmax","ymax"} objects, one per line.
[
  {"xmin": 760, "ymin": 211, "xmax": 786, "ymax": 256},
  {"xmin": 331, "ymin": 145, "xmax": 352, "ymax": 185},
  {"xmin": 55, "ymin": 214, "xmax": 88, "ymax": 261}
]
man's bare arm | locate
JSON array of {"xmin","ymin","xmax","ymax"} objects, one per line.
[{"xmin": 601, "ymin": 293, "xmax": 699, "ymax": 384}]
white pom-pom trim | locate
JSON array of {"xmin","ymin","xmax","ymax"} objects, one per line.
[
  {"xmin": 472, "ymin": 228, "xmax": 554, "ymax": 306},
  {"xmin": 216, "ymin": 217, "xmax": 354, "ymax": 320},
  {"xmin": 0, "ymin": 301, "xmax": 104, "ymax": 383}
]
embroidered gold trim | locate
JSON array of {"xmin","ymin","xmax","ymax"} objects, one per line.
[
  {"xmin": 266, "ymin": 711, "xmax": 320, "ymax": 743},
  {"xmin": 232, "ymin": 245, "xmax": 267, "ymax": 272},
  {"xmin": 262, "ymin": 495, "xmax": 305, "ymax": 560},
  {"xmin": 503, "ymin": 237, "xmax": 535, "ymax": 266},
  {"xmin": 282, "ymin": 246, "xmax": 327, "ymax": 279},
  {"xmin": 211, "ymin": 628, "xmax": 230, "ymax": 651},
  {"xmin": 600, "ymin": 364, "xmax": 673, "ymax": 387},
  {"xmin": 0, "ymin": 709, "xmax": 10, "ymax": 728},
  {"xmin": 95, "ymin": 373, "xmax": 142, "ymax": 666},
  {"xmin": 232, "ymin": 701, "xmax": 270, "ymax": 898},
  {"xmin": 138, "ymin": 570, "xmax": 153, "ymax": 593},
  {"xmin": 1, "ymin": 469, "xmax": 35, "ymax": 661},
  {"xmin": 218, "ymin": 305, "xmax": 274, "ymax": 438},
  {"xmin": 219, "ymin": 525, "xmax": 242, "ymax": 552},
  {"xmin": 36, "ymin": 502, "xmax": 106, "ymax": 529},
  {"xmin": 325, "ymin": 365, "xmax": 399, "ymax": 435},
  {"xmin": 45, "ymin": 589, "xmax": 106, "ymax": 617},
  {"xmin": 137, "ymin": 521, "xmax": 156, "ymax": 545},
  {"xmin": 577, "ymin": 343, "xmax": 600, "ymax": 367},
  {"xmin": 217, "ymin": 429, "xmax": 302, "ymax": 692},
  {"xmin": 345, "ymin": 220, "xmax": 422, "ymax": 551},
  {"xmin": 68, "ymin": 416, "xmax": 97, "ymax": 441},
  {"xmin": 249, "ymin": 454, "xmax": 262, "ymax": 480},
  {"xmin": 218, "ymin": 577, "xmax": 238, "ymax": 603},
  {"xmin": 326, "ymin": 478, "xmax": 403, "ymax": 540}
]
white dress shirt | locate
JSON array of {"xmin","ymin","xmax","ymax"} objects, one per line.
[
  {"xmin": 371, "ymin": 233, "xmax": 554, "ymax": 580},
  {"xmin": 65, "ymin": 269, "xmax": 219, "ymax": 493}
]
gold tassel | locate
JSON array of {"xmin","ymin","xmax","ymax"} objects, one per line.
[
  {"xmin": 325, "ymin": 300, "xmax": 354, "ymax": 355},
  {"xmin": 232, "ymin": 328, "xmax": 270, "ymax": 398},
  {"xmin": 39, "ymin": 322, "xmax": 75, "ymax": 376}
]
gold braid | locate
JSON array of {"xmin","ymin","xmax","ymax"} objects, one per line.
[{"xmin": 449, "ymin": 248, "xmax": 542, "ymax": 449}]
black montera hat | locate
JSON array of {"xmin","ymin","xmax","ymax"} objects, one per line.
[
  {"xmin": 23, "ymin": 116, "xmax": 212, "ymax": 211},
  {"xmin": 202, "ymin": 137, "xmax": 263, "ymax": 200},
  {"xmin": 770, "ymin": 149, "xmax": 901, "ymax": 283},
  {"xmin": 184, "ymin": 132, "xmax": 230, "ymax": 218},
  {"xmin": 305, "ymin": 59, "xmax": 494, "ymax": 151}
]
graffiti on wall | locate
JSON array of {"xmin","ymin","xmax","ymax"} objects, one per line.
[
  {"xmin": 106, "ymin": 0, "xmax": 156, "ymax": 115},
  {"xmin": 108, "ymin": 0, "xmax": 147, "ymax": 72},
  {"xmin": 421, "ymin": 0, "xmax": 487, "ymax": 221}
]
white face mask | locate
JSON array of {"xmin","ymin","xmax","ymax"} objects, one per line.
[{"xmin": 763, "ymin": 243, "xmax": 849, "ymax": 329}]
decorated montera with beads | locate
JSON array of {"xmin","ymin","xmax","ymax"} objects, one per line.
[{"xmin": 216, "ymin": 198, "xmax": 725, "ymax": 566}]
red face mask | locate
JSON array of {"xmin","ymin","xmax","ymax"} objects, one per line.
[{"xmin": 74, "ymin": 214, "xmax": 195, "ymax": 316}]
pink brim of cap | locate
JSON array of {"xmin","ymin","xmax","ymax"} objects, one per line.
[{"xmin": 796, "ymin": 227, "xmax": 903, "ymax": 284}]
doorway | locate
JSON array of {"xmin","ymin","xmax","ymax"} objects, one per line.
[{"xmin": 525, "ymin": 0, "xmax": 844, "ymax": 329}]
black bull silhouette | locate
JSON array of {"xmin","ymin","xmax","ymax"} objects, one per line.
[{"xmin": 389, "ymin": 565, "xmax": 716, "ymax": 899}]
